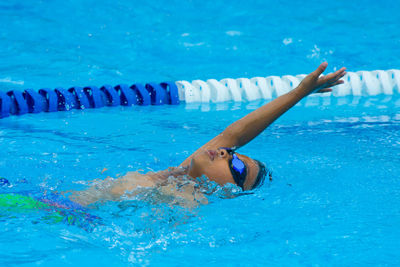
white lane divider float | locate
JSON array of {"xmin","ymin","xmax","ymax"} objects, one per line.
[{"xmin": 176, "ymin": 70, "xmax": 400, "ymax": 103}]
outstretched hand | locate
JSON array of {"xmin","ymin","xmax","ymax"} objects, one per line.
[{"xmin": 299, "ymin": 62, "xmax": 346, "ymax": 94}]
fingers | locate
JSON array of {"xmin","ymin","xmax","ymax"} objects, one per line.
[
  {"xmin": 335, "ymin": 68, "xmax": 347, "ymax": 80},
  {"xmin": 315, "ymin": 79, "xmax": 344, "ymax": 94},
  {"xmin": 321, "ymin": 69, "xmax": 346, "ymax": 88},
  {"xmin": 325, "ymin": 67, "xmax": 346, "ymax": 82},
  {"xmin": 330, "ymin": 70, "xmax": 346, "ymax": 85},
  {"xmin": 319, "ymin": 80, "xmax": 344, "ymax": 92},
  {"xmin": 331, "ymin": 79, "xmax": 344, "ymax": 87},
  {"xmin": 312, "ymin": 62, "xmax": 328, "ymax": 77}
]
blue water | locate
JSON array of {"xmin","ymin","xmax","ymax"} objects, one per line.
[
  {"xmin": 1, "ymin": 0, "xmax": 400, "ymax": 266},
  {"xmin": 1, "ymin": 0, "xmax": 400, "ymax": 92}
]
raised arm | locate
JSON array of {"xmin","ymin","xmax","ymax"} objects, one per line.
[
  {"xmin": 180, "ymin": 62, "xmax": 346, "ymax": 166},
  {"xmin": 222, "ymin": 63, "xmax": 346, "ymax": 148}
]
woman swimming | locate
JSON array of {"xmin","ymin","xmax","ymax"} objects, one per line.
[{"xmin": 70, "ymin": 62, "xmax": 346, "ymax": 206}]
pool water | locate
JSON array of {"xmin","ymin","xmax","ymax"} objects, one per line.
[
  {"xmin": 1, "ymin": 0, "xmax": 400, "ymax": 266},
  {"xmin": 1, "ymin": 97, "xmax": 400, "ymax": 265}
]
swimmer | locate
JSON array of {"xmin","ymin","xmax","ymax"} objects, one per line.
[{"xmin": 70, "ymin": 62, "xmax": 346, "ymax": 206}]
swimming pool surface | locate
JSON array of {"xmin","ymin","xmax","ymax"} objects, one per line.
[{"xmin": 1, "ymin": 0, "xmax": 400, "ymax": 266}]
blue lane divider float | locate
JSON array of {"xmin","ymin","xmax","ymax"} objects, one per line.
[
  {"xmin": 115, "ymin": 84, "xmax": 136, "ymax": 106},
  {"xmin": 7, "ymin": 90, "xmax": 28, "ymax": 115},
  {"xmin": 38, "ymin": 88, "xmax": 58, "ymax": 112},
  {"xmin": 83, "ymin": 86, "xmax": 104, "ymax": 108},
  {"xmin": 100, "ymin": 85, "xmax": 120, "ymax": 106},
  {"xmin": 24, "ymin": 89, "xmax": 44, "ymax": 113},
  {"xmin": 161, "ymin": 82, "xmax": 180, "ymax": 105},
  {"xmin": 69, "ymin": 86, "xmax": 90, "ymax": 109},
  {"xmin": 146, "ymin": 83, "xmax": 166, "ymax": 105},
  {"xmin": 0, "ymin": 81, "xmax": 180, "ymax": 119},
  {"xmin": 131, "ymin": 84, "xmax": 151, "ymax": 105},
  {"xmin": 0, "ymin": 91, "xmax": 11, "ymax": 118},
  {"xmin": 55, "ymin": 88, "xmax": 77, "ymax": 111}
]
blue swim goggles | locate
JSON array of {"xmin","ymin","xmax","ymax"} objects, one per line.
[{"xmin": 220, "ymin": 147, "xmax": 247, "ymax": 189}]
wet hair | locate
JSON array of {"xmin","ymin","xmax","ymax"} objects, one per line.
[{"xmin": 251, "ymin": 160, "xmax": 271, "ymax": 190}]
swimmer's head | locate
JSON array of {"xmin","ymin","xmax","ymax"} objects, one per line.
[{"xmin": 188, "ymin": 147, "xmax": 268, "ymax": 190}]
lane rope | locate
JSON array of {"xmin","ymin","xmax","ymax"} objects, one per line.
[{"xmin": 0, "ymin": 70, "xmax": 399, "ymax": 118}]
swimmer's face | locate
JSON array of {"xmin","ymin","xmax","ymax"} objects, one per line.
[{"xmin": 188, "ymin": 148, "xmax": 259, "ymax": 190}]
